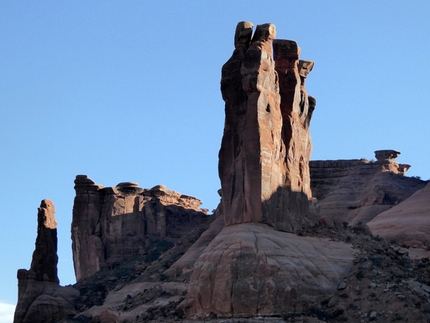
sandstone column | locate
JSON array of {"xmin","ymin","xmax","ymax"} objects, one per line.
[
  {"xmin": 219, "ymin": 22, "xmax": 285, "ymax": 226},
  {"xmin": 15, "ymin": 200, "xmax": 79, "ymax": 323},
  {"xmin": 29, "ymin": 199, "xmax": 59, "ymax": 283},
  {"xmin": 71, "ymin": 175, "xmax": 105, "ymax": 281},
  {"xmin": 219, "ymin": 21, "xmax": 254, "ymax": 225},
  {"xmin": 219, "ymin": 23, "xmax": 318, "ymax": 232}
]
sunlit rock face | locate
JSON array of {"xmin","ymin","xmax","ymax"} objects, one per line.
[
  {"xmin": 218, "ymin": 22, "xmax": 317, "ymax": 232},
  {"xmin": 72, "ymin": 175, "xmax": 209, "ymax": 281},
  {"xmin": 184, "ymin": 22, "xmax": 353, "ymax": 318}
]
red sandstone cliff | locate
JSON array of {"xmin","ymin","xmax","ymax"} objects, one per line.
[
  {"xmin": 72, "ymin": 176, "xmax": 209, "ymax": 281},
  {"xmin": 13, "ymin": 22, "xmax": 430, "ymax": 323}
]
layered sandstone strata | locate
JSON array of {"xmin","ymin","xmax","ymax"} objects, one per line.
[
  {"xmin": 310, "ymin": 151, "xmax": 425, "ymax": 226},
  {"xmin": 72, "ymin": 175, "xmax": 208, "ymax": 281}
]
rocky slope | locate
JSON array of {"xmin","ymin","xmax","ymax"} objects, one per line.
[
  {"xmin": 310, "ymin": 151, "xmax": 426, "ymax": 227},
  {"xmin": 368, "ymin": 182, "xmax": 430, "ymax": 249}
]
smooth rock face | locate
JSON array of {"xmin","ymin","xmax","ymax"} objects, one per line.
[
  {"xmin": 14, "ymin": 200, "xmax": 78, "ymax": 323},
  {"xmin": 219, "ymin": 22, "xmax": 317, "ymax": 232},
  {"xmin": 72, "ymin": 175, "xmax": 208, "ymax": 281},
  {"xmin": 310, "ymin": 157, "xmax": 426, "ymax": 226},
  {"xmin": 184, "ymin": 223, "xmax": 354, "ymax": 317},
  {"xmin": 368, "ymin": 183, "xmax": 430, "ymax": 249}
]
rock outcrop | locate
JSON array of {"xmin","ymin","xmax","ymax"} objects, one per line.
[
  {"xmin": 72, "ymin": 175, "xmax": 209, "ymax": 281},
  {"xmin": 183, "ymin": 22, "xmax": 353, "ymax": 318},
  {"xmin": 374, "ymin": 149, "xmax": 411, "ymax": 175},
  {"xmin": 184, "ymin": 223, "xmax": 354, "ymax": 317},
  {"xmin": 368, "ymin": 182, "xmax": 430, "ymax": 249},
  {"xmin": 218, "ymin": 22, "xmax": 317, "ymax": 232},
  {"xmin": 14, "ymin": 200, "xmax": 78, "ymax": 323},
  {"xmin": 310, "ymin": 150, "xmax": 426, "ymax": 226},
  {"xmin": 14, "ymin": 21, "xmax": 430, "ymax": 323}
]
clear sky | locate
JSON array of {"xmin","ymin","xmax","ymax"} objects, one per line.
[{"xmin": 1, "ymin": 1, "xmax": 430, "ymax": 320}]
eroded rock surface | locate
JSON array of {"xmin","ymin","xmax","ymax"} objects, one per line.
[
  {"xmin": 374, "ymin": 149, "xmax": 411, "ymax": 175},
  {"xmin": 72, "ymin": 175, "xmax": 209, "ymax": 281},
  {"xmin": 184, "ymin": 22, "xmax": 349, "ymax": 318},
  {"xmin": 184, "ymin": 223, "xmax": 354, "ymax": 317},
  {"xmin": 219, "ymin": 22, "xmax": 317, "ymax": 232},
  {"xmin": 14, "ymin": 200, "xmax": 78, "ymax": 323},
  {"xmin": 310, "ymin": 154, "xmax": 426, "ymax": 226},
  {"xmin": 368, "ymin": 182, "xmax": 430, "ymax": 249}
]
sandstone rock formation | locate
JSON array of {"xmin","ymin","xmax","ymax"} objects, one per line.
[
  {"xmin": 218, "ymin": 22, "xmax": 317, "ymax": 233},
  {"xmin": 72, "ymin": 175, "xmax": 209, "ymax": 281},
  {"xmin": 14, "ymin": 21, "xmax": 430, "ymax": 323},
  {"xmin": 14, "ymin": 200, "xmax": 78, "ymax": 323},
  {"xmin": 310, "ymin": 151, "xmax": 426, "ymax": 226},
  {"xmin": 374, "ymin": 149, "xmax": 411, "ymax": 175},
  {"xmin": 368, "ymin": 182, "xmax": 430, "ymax": 249},
  {"xmin": 183, "ymin": 22, "xmax": 355, "ymax": 318},
  {"xmin": 184, "ymin": 223, "xmax": 354, "ymax": 317}
]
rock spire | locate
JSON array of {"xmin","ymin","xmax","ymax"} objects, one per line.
[
  {"xmin": 14, "ymin": 200, "xmax": 78, "ymax": 323},
  {"xmin": 218, "ymin": 21, "xmax": 318, "ymax": 232},
  {"xmin": 29, "ymin": 199, "xmax": 59, "ymax": 283}
]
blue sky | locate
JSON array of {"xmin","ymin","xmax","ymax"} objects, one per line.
[{"xmin": 1, "ymin": 1, "xmax": 430, "ymax": 319}]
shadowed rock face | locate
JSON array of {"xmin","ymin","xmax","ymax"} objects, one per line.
[
  {"xmin": 219, "ymin": 22, "xmax": 317, "ymax": 232},
  {"xmin": 30, "ymin": 199, "xmax": 59, "ymax": 283},
  {"xmin": 368, "ymin": 182, "xmax": 430, "ymax": 249},
  {"xmin": 310, "ymin": 154, "xmax": 426, "ymax": 226},
  {"xmin": 14, "ymin": 200, "xmax": 78, "ymax": 323},
  {"xmin": 72, "ymin": 175, "xmax": 209, "ymax": 281}
]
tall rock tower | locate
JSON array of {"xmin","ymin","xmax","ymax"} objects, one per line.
[
  {"xmin": 184, "ymin": 22, "xmax": 354, "ymax": 318},
  {"xmin": 14, "ymin": 200, "xmax": 78, "ymax": 323},
  {"xmin": 218, "ymin": 22, "xmax": 317, "ymax": 232}
]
